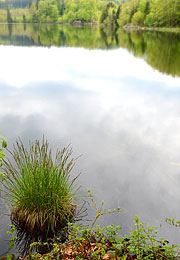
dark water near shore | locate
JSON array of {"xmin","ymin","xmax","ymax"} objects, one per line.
[{"xmin": 1, "ymin": 24, "xmax": 180, "ymax": 256}]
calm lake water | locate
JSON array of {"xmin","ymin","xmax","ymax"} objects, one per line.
[{"xmin": 1, "ymin": 23, "xmax": 180, "ymax": 256}]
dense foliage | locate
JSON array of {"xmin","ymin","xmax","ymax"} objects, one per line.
[
  {"xmin": 0, "ymin": 0, "xmax": 107, "ymax": 23},
  {"xmin": 1, "ymin": 0, "xmax": 180, "ymax": 27},
  {"xmin": 117, "ymin": 0, "xmax": 180, "ymax": 27},
  {"xmin": 60, "ymin": 0, "xmax": 103, "ymax": 23},
  {"xmin": 0, "ymin": 0, "xmax": 30, "ymax": 9},
  {"xmin": 21, "ymin": 200, "xmax": 180, "ymax": 260},
  {"xmin": 0, "ymin": 0, "xmax": 121, "ymax": 24},
  {"xmin": 3, "ymin": 189, "xmax": 180, "ymax": 259},
  {"xmin": 25, "ymin": 219, "xmax": 180, "ymax": 260}
]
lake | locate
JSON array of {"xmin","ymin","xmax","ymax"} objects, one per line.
[{"xmin": 1, "ymin": 23, "xmax": 180, "ymax": 256}]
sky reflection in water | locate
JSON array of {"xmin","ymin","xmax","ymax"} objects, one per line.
[{"xmin": 1, "ymin": 45, "xmax": 180, "ymax": 253}]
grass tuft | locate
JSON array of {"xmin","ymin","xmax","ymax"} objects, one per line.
[{"xmin": 2, "ymin": 138, "xmax": 79, "ymax": 237}]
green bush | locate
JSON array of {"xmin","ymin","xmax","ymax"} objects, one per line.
[
  {"xmin": 2, "ymin": 138, "xmax": 79, "ymax": 237},
  {"xmin": 132, "ymin": 11, "xmax": 144, "ymax": 25},
  {"xmin": 117, "ymin": 0, "xmax": 139, "ymax": 26},
  {"xmin": 144, "ymin": 14, "xmax": 154, "ymax": 27}
]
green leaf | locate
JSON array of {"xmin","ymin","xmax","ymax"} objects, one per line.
[
  {"xmin": 2, "ymin": 138, "xmax": 7, "ymax": 148},
  {"xmin": 0, "ymin": 152, "xmax": 5, "ymax": 158}
]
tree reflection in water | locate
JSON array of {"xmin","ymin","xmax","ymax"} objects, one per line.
[{"xmin": 0, "ymin": 23, "xmax": 179, "ymax": 77}]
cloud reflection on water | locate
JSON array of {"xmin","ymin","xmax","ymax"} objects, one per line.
[
  {"xmin": 1, "ymin": 46, "xmax": 180, "ymax": 247},
  {"xmin": 0, "ymin": 46, "xmax": 180, "ymax": 88}
]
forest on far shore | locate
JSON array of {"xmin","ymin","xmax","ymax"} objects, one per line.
[{"xmin": 0, "ymin": 0, "xmax": 180, "ymax": 28}]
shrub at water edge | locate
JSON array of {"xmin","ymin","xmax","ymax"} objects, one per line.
[{"xmin": 1, "ymin": 138, "xmax": 79, "ymax": 238}]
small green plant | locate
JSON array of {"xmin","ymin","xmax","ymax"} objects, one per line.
[
  {"xmin": 65, "ymin": 191, "xmax": 121, "ymax": 259},
  {"xmin": 119, "ymin": 215, "xmax": 180, "ymax": 259},
  {"xmin": 2, "ymin": 138, "xmax": 79, "ymax": 237},
  {"xmin": 4, "ymin": 224, "xmax": 17, "ymax": 260},
  {"xmin": 88, "ymin": 190, "xmax": 121, "ymax": 229},
  {"xmin": 166, "ymin": 217, "xmax": 180, "ymax": 228},
  {"xmin": 6, "ymin": 224, "xmax": 17, "ymax": 250},
  {"xmin": 0, "ymin": 133, "xmax": 7, "ymax": 179},
  {"xmin": 25, "ymin": 208, "xmax": 180, "ymax": 260}
]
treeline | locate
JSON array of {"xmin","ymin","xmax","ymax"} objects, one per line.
[
  {"xmin": 0, "ymin": 0, "xmax": 33, "ymax": 9},
  {"xmin": 0, "ymin": 0, "xmax": 123, "ymax": 9},
  {"xmin": 117, "ymin": 0, "xmax": 180, "ymax": 27},
  {"xmin": 61, "ymin": 0, "xmax": 180, "ymax": 27},
  {"xmin": 0, "ymin": 0, "xmax": 122, "ymax": 23},
  {"xmin": 1, "ymin": 0, "xmax": 180, "ymax": 27},
  {"xmin": 29, "ymin": 0, "xmax": 121, "ymax": 23}
]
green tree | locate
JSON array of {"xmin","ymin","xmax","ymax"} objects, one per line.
[
  {"xmin": 131, "ymin": 0, "xmax": 150, "ymax": 25},
  {"xmin": 132, "ymin": 11, "xmax": 144, "ymax": 25},
  {"xmin": 138, "ymin": 0, "xmax": 148, "ymax": 13},
  {"xmin": 28, "ymin": 2, "xmax": 37, "ymax": 22},
  {"xmin": 118, "ymin": 0, "xmax": 139, "ymax": 26},
  {"xmin": 7, "ymin": 8, "xmax": 13, "ymax": 23},
  {"xmin": 36, "ymin": 0, "xmax": 40, "ymax": 9},
  {"xmin": 100, "ymin": 2, "xmax": 118, "ymax": 27},
  {"xmin": 145, "ymin": 0, "xmax": 180, "ymax": 27},
  {"xmin": 23, "ymin": 13, "xmax": 26, "ymax": 23},
  {"xmin": 37, "ymin": 1, "xmax": 59, "ymax": 23},
  {"xmin": 100, "ymin": 2, "xmax": 115, "ymax": 23},
  {"xmin": 28, "ymin": 0, "xmax": 32, "ymax": 8},
  {"xmin": 62, "ymin": 0, "xmax": 102, "ymax": 23}
]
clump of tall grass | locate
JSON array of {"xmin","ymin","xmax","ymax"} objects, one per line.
[{"xmin": 2, "ymin": 138, "xmax": 79, "ymax": 237}]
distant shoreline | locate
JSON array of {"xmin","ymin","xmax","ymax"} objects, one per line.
[
  {"xmin": 123, "ymin": 23, "xmax": 180, "ymax": 33},
  {"xmin": 0, "ymin": 22, "xmax": 180, "ymax": 34}
]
